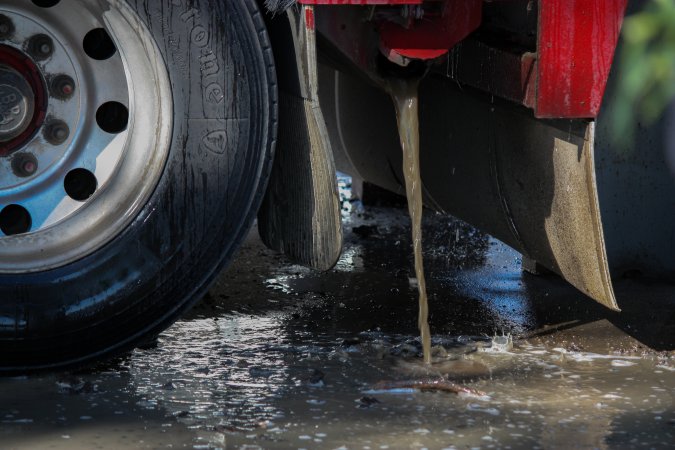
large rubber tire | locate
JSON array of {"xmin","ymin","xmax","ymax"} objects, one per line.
[{"xmin": 0, "ymin": 0, "xmax": 277, "ymax": 372}]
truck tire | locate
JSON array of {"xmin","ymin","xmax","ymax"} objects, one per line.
[{"xmin": 0, "ymin": 0, "xmax": 276, "ymax": 372}]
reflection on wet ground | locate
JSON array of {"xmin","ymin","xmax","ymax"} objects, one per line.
[{"xmin": 1, "ymin": 178, "xmax": 673, "ymax": 449}]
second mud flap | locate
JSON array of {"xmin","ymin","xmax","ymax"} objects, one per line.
[{"xmin": 258, "ymin": 5, "xmax": 343, "ymax": 271}]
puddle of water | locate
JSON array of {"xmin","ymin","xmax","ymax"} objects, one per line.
[
  {"xmin": 1, "ymin": 198, "xmax": 673, "ymax": 449},
  {"xmin": 129, "ymin": 315, "xmax": 675, "ymax": 449}
]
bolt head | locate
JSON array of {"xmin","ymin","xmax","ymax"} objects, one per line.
[
  {"xmin": 44, "ymin": 120, "xmax": 69, "ymax": 145},
  {"xmin": 54, "ymin": 127, "xmax": 67, "ymax": 140},
  {"xmin": 22, "ymin": 160, "xmax": 36, "ymax": 174},
  {"xmin": 28, "ymin": 34, "xmax": 54, "ymax": 60},
  {"xmin": 50, "ymin": 75, "xmax": 75, "ymax": 99},
  {"xmin": 11, "ymin": 153, "xmax": 38, "ymax": 178}
]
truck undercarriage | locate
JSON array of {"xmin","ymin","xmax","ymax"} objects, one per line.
[{"xmin": 0, "ymin": 0, "xmax": 672, "ymax": 371}]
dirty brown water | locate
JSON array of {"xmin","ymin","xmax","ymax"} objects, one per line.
[
  {"xmin": 388, "ymin": 78, "xmax": 432, "ymax": 366},
  {"xmin": 1, "ymin": 196, "xmax": 673, "ymax": 449}
]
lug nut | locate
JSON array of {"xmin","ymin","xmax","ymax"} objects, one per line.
[
  {"xmin": 50, "ymin": 75, "xmax": 75, "ymax": 99},
  {"xmin": 0, "ymin": 15, "xmax": 14, "ymax": 40},
  {"xmin": 27, "ymin": 34, "xmax": 54, "ymax": 60},
  {"xmin": 11, "ymin": 153, "xmax": 38, "ymax": 178},
  {"xmin": 44, "ymin": 120, "xmax": 69, "ymax": 145}
]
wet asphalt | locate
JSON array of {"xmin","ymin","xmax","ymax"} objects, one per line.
[{"xmin": 1, "ymin": 185, "xmax": 673, "ymax": 449}]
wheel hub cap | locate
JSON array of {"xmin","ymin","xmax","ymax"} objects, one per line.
[
  {"xmin": 0, "ymin": 70, "xmax": 31, "ymax": 141},
  {"xmin": 0, "ymin": 45, "xmax": 45, "ymax": 155},
  {"xmin": 0, "ymin": 74, "xmax": 34, "ymax": 142}
]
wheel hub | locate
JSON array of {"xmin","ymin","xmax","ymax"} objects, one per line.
[
  {"xmin": 0, "ymin": 72, "xmax": 31, "ymax": 141},
  {"xmin": 0, "ymin": 45, "xmax": 45, "ymax": 155},
  {"xmin": 0, "ymin": 0, "xmax": 172, "ymax": 273}
]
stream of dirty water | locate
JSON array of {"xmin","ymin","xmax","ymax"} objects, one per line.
[{"xmin": 389, "ymin": 78, "xmax": 432, "ymax": 366}]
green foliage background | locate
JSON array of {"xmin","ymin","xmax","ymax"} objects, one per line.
[{"xmin": 612, "ymin": 0, "xmax": 675, "ymax": 144}]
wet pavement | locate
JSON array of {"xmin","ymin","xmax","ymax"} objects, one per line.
[{"xmin": 1, "ymin": 180, "xmax": 674, "ymax": 449}]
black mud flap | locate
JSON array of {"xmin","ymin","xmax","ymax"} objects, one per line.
[
  {"xmin": 258, "ymin": 5, "xmax": 342, "ymax": 271},
  {"xmin": 320, "ymin": 67, "xmax": 621, "ymax": 310}
]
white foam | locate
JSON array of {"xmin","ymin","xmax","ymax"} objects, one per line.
[
  {"xmin": 602, "ymin": 394, "xmax": 624, "ymax": 399},
  {"xmin": 566, "ymin": 352, "xmax": 642, "ymax": 363},
  {"xmin": 362, "ymin": 388, "xmax": 416, "ymax": 395},
  {"xmin": 611, "ymin": 360, "xmax": 637, "ymax": 367},
  {"xmin": 467, "ymin": 403, "xmax": 500, "ymax": 416}
]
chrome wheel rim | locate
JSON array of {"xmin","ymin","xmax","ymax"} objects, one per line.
[{"xmin": 0, "ymin": 0, "xmax": 172, "ymax": 273}]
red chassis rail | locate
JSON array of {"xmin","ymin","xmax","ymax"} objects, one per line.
[
  {"xmin": 300, "ymin": 0, "xmax": 422, "ymax": 4},
  {"xmin": 297, "ymin": 0, "xmax": 628, "ymax": 119},
  {"xmin": 536, "ymin": 0, "xmax": 627, "ymax": 118}
]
